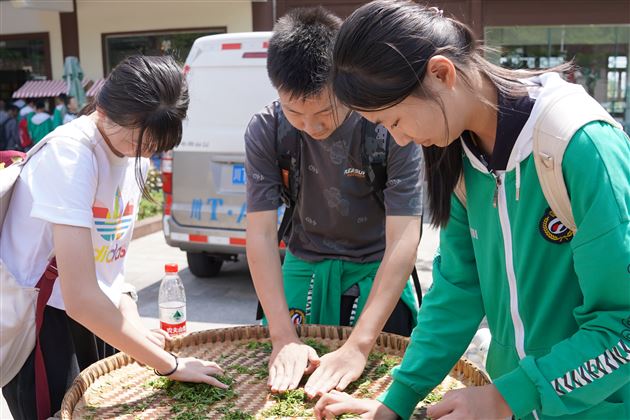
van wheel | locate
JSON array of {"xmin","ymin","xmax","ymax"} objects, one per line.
[{"xmin": 187, "ymin": 252, "xmax": 223, "ymax": 278}]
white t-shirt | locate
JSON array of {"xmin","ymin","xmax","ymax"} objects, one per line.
[{"xmin": 0, "ymin": 115, "xmax": 148, "ymax": 310}]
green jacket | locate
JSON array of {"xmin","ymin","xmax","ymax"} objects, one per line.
[
  {"xmin": 263, "ymin": 250, "xmax": 419, "ymax": 328},
  {"xmin": 28, "ymin": 112, "xmax": 54, "ymax": 145},
  {"xmin": 52, "ymin": 105, "xmax": 67, "ymax": 128},
  {"xmin": 379, "ymin": 84, "xmax": 630, "ymax": 418}
]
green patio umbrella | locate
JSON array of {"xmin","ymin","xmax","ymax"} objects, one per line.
[{"xmin": 63, "ymin": 56, "xmax": 86, "ymax": 110}]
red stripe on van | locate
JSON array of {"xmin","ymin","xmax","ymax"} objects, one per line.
[
  {"xmin": 229, "ymin": 237, "xmax": 246, "ymax": 246},
  {"xmin": 242, "ymin": 52, "xmax": 267, "ymax": 59},
  {"xmin": 189, "ymin": 235, "xmax": 207, "ymax": 243},
  {"xmin": 222, "ymin": 43, "xmax": 241, "ymax": 50}
]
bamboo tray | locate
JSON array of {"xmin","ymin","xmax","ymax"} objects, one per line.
[{"xmin": 61, "ymin": 325, "xmax": 490, "ymax": 419}]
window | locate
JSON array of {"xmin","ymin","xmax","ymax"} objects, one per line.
[
  {"xmin": 102, "ymin": 27, "xmax": 225, "ymax": 75},
  {"xmin": 485, "ymin": 25, "xmax": 630, "ymax": 124},
  {"xmin": 0, "ymin": 32, "xmax": 51, "ymax": 101},
  {"xmin": 0, "ymin": 32, "xmax": 51, "ymax": 80}
]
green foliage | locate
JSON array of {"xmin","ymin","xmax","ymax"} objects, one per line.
[
  {"xmin": 144, "ymin": 167, "xmax": 163, "ymax": 192},
  {"xmin": 230, "ymin": 363, "xmax": 268, "ymax": 380},
  {"xmin": 218, "ymin": 402, "xmax": 256, "ymax": 420},
  {"xmin": 138, "ymin": 167, "xmax": 164, "ymax": 221},
  {"xmin": 147, "ymin": 375, "xmax": 236, "ymax": 420},
  {"xmin": 138, "ymin": 189, "xmax": 163, "ymax": 220},
  {"xmin": 303, "ymin": 338, "xmax": 331, "ymax": 355},
  {"xmin": 260, "ymin": 389, "xmax": 314, "ymax": 418},
  {"xmin": 245, "ymin": 341, "xmax": 273, "ymax": 354}
]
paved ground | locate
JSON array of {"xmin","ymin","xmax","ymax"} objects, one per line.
[{"xmin": 1, "ymin": 223, "xmax": 445, "ymax": 419}]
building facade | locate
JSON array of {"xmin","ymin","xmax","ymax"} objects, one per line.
[
  {"xmin": 253, "ymin": 0, "xmax": 630, "ymax": 127},
  {"xmin": 0, "ymin": 0, "xmax": 254, "ymax": 99}
]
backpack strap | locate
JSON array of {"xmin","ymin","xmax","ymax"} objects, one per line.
[
  {"xmin": 532, "ymin": 85, "xmax": 622, "ymax": 233},
  {"xmin": 361, "ymin": 120, "xmax": 389, "ymax": 209},
  {"xmin": 361, "ymin": 120, "xmax": 424, "ymax": 308},
  {"xmin": 0, "ymin": 123, "xmax": 95, "ymax": 233},
  {"xmin": 274, "ymin": 101, "xmax": 301, "ymax": 243},
  {"xmin": 453, "ymin": 174, "xmax": 467, "ymax": 207},
  {"xmin": 256, "ymin": 103, "xmax": 301, "ymax": 320}
]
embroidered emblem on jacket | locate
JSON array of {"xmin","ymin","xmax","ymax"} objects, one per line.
[
  {"xmin": 539, "ymin": 208, "xmax": 573, "ymax": 243},
  {"xmin": 289, "ymin": 308, "xmax": 306, "ymax": 325}
]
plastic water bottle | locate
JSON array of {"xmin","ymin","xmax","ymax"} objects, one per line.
[{"xmin": 158, "ymin": 263, "xmax": 187, "ymax": 336}]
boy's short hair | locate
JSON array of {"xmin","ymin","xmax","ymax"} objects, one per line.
[
  {"xmin": 267, "ymin": 6, "xmax": 342, "ymax": 99},
  {"xmin": 35, "ymin": 100, "xmax": 46, "ymax": 110}
]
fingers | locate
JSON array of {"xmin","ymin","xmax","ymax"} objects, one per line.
[
  {"xmin": 270, "ymin": 359, "xmax": 286, "ymax": 392},
  {"xmin": 170, "ymin": 357, "xmax": 228, "ymax": 388},
  {"xmin": 268, "ymin": 364, "xmax": 277, "ymax": 387},
  {"xmin": 198, "ymin": 373, "xmax": 229, "ymax": 389},
  {"xmin": 276, "ymin": 357, "xmax": 297, "ymax": 392},
  {"xmin": 270, "ymin": 345, "xmax": 313, "ymax": 392},
  {"xmin": 321, "ymin": 402, "xmax": 357, "ymax": 420},
  {"xmin": 317, "ymin": 374, "xmax": 342, "ymax": 397},
  {"xmin": 335, "ymin": 372, "xmax": 354, "ymax": 391},
  {"xmin": 145, "ymin": 332, "xmax": 163, "ymax": 348},
  {"xmin": 304, "ymin": 346, "xmax": 321, "ymax": 375},
  {"xmin": 426, "ymin": 398, "xmax": 453, "ymax": 419},
  {"xmin": 314, "ymin": 391, "xmax": 363, "ymax": 420},
  {"xmin": 304, "ymin": 365, "xmax": 323, "ymax": 397},
  {"xmin": 314, "ymin": 391, "xmax": 345, "ymax": 419},
  {"xmin": 288, "ymin": 356, "xmax": 306, "ymax": 390},
  {"xmin": 202, "ymin": 362, "xmax": 224, "ymax": 377},
  {"xmin": 305, "ymin": 367, "xmax": 340, "ymax": 398},
  {"xmin": 153, "ymin": 328, "xmax": 172, "ymax": 341}
]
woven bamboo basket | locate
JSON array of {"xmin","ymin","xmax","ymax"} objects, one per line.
[{"xmin": 61, "ymin": 325, "xmax": 490, "ymax": 419}]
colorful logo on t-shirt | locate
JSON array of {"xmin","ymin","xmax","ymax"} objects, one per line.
[{"xmin": 93, "ymin": 188, "xmax": 135, "ymax": 241}]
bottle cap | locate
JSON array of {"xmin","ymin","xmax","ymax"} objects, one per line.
[{"xmin": 165, "ymin": 263, "xmax": 178, "ymax": 273}]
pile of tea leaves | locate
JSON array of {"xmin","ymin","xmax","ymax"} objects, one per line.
[
  {"xmin": 146, "ymin": 375, "xmax": 237, "ymax": 420},
  {"xmin": 138, "ymin": 340, "xmax": 442, "ymax": 419}
]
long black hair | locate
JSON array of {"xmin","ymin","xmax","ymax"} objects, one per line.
[
  {"xmin": 333, "ymin": 0, "xmax": 569, "ymax": 226},
  {"xmin": 84, "ymin": 55, "xmax": 188, "ymax": 195}
]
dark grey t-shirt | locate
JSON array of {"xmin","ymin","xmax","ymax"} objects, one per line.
[{"xmin": 245, "ymin": 102, "xmax": 423, "ymax": 263}]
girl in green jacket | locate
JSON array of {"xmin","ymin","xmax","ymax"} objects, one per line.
[{"xmin": 314, "ymin": 1, "xmax": 630, "ymax": 419}]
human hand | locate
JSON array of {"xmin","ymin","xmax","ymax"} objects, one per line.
[
  {"xmin": 166, "ymin": 356, "xmax": 228, "ymax": 388},
  {"xmin": 146, "ymin": 328, "xmax": 171, "ymax": 349},
  {"xmin": 268, "ymin": 339, "xmax": 320, "ymax": 392},
  {"xmin": 426, "ymin": 384, "xmax": 512, "ymax": 419},
  {"xmin": 304, "ymin": 343, "xmax": 367, "ymax": 398},
  {"xmin": 314, "ymin": 390, "xmax": 398, "ymax": 420}
]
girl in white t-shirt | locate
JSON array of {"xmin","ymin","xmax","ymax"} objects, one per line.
[{"xmin": 1, "ymin": 55, "xmax": 226, "ymax": 419}]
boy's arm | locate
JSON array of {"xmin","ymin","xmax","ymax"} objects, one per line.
[
  {"xmin": 244, "ymin": 107, "xmax": 320, "ymax": 392},
  {"xmin": 246, "ymin": 211, "xmax": 319, "ymax": 391}
]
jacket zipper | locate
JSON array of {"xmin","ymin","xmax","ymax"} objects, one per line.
[
  {"xmin": 491, "ymin": 170, "xmax": 501, "ymax": 208},
  {"xmin": 496, "ymin": 172, "xmax": 527, "ymax": 360}
]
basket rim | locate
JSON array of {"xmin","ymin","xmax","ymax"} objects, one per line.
[{"xmin": 60, "ymin": 324, "xmax": 490, "ymax": 419}]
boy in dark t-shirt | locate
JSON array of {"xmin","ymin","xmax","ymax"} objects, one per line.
[{"xmin": 245, "ymin": 7, "xmax": 424, "ymax": 399}]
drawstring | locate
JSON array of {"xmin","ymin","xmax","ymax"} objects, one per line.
[{"xmin": 515, "ymin": 149, "xmax": 521, "ymax": 201}]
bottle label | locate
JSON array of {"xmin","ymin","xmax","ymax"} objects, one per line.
[{"xmin": 159, "ymin": 304, "xmax": 187, "ymax": 335}]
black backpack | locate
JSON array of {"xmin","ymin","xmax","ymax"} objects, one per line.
[
  {"xmin": 0, "ymin": 118, "xmax": 10, "ymax": 151},
  {"xmin": 274, "ymin": 101, "xmax": 392, "ymax": 242},
  {"xmin": 254, "ymin": 103, "xmax": 423, "ymax": 319}
]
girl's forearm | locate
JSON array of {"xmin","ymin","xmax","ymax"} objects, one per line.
[{"xmin": 66, "ymin": 289, "xmax": 174, "ymax": 373}]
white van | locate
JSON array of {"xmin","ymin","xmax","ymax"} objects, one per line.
[{"xmin": 162, "ymin": 32, "xmax": 279, "ymax": 277}]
